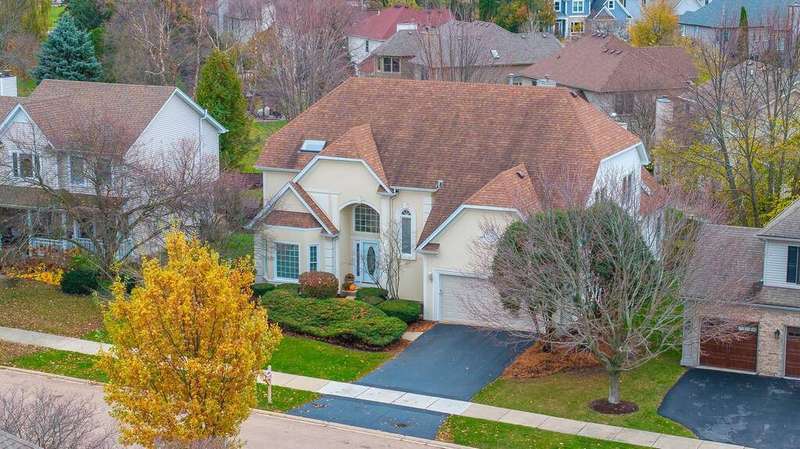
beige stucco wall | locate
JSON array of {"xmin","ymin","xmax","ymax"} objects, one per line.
[
  {"xmin": 422, "ymin": 207, "xmax": 517, "ymax": 320},
  {"xmin": 684, "ymin": 302, "xmax": 800, "ymax": 378},
  {"xmin": 261, "ymin": 170, "xmax": 295, "ymax": 206}
]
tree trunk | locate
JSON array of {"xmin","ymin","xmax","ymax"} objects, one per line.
[{"xmin": 607, "ymin": 370, "xmax": 621, "ymax": 405}]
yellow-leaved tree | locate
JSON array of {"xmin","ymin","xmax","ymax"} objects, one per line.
[
  {"xmin": 629, "ymin": 0, "xmax": 680, "ymax": 47},
  {"xmin": 100, "ymin": 230, "xmax": 282, "ymax": 448}
]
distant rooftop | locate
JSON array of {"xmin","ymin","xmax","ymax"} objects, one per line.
[
  {"xmin": 680, "ymin": 0, "xmax": 796, "ymax": 28},
  {"xmin": 348, "ymin": 5, "xmax": 452, "ymax": 40}
]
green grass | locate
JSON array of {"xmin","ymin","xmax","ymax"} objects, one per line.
[
  {"xmin": 239, "ymin": 120, "xmax": 287, "ymax": 173},
  {"xmin": 256, "ymin": 384, "xmax": 319, "ymax": 412},
  {"xmin": 216, "ymin": 232, "xmax": 254, "ymax": 262},
  {"xmin": 7, "ymin": 349, "xmax": 108, "ymax": 382},
  {"xmin": 49, "ymin": 5, "xmax": 65, "ymax": 29},
  {"xmin": 440, "ymin": 416, "xmax": 647, "ymax": 449},
  {"xmin": 0, "ymin": 280, "xmax": 104, "ymax": 337},
  {"xmin": 270, "ymin": 335, "xmax": 391, "ymax": 382},
  {"xmin": 472, "ymin": 352, "xmax": 691, "ymax": 437}
]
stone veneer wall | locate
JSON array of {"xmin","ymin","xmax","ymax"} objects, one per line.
[{"xmin": 683, "ymin": 302, "xmax": 800, "ymax": 377}]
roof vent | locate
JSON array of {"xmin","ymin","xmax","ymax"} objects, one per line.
[
  {"xmin": 570, "ymin": 91, "xmax": 578, "ymax": 98},
  {"xmin": 516, "ymin": 170, "xmax": 526, "ymax": 179},
  {"xmin": 491, "ymin": 49, "xmax": 500, "ymax": 59},
  {"xmin": 300, "ymin": 139, "xmax": 327, "ymax": 152},
  {"xmin": 435, "ymin": 179, "xmax": 445, "ymax": 189}
]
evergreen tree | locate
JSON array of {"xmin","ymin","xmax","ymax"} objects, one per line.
[
  {"xmin": 479, "ymin": 0, "xmax": 501, "ymax": 21},
  {"xmin": 738, "ymin": 7, "xmax": 749, "ymax": 61},
  {"xmin": 32, "ymin": 14, "xmax": 102, "ymax": 81},
  {"xmin": 195, "ymin": 50, "xmax": 251, "ymax": 168},
  {"xmin": 66, "ymin": 0, "xmax": 112, "ymax": 31}
]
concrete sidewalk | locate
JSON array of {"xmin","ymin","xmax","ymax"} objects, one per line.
[{"xmin": 0, "ymin": 326, "xmax": 751, "ymax": 449}]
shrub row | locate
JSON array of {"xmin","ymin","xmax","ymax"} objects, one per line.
[
  {"xmin": 377, "ymin": 300, "xmax": 421, "ymax": 324},
  {"xmin": 262, "ymin": 290, "xmax": 406, "ymax": 348}
]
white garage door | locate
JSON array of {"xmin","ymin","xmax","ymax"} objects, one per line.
[{"xmin": 438, "ymin": 273, "xmax": 534, "ymax": 331}]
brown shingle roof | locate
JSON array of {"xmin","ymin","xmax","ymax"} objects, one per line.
[
  {"xmin": 520, "ymin": 35, "xmax": 696, "ymax": 93},
  {"xmin": 265, "ymin": 210, "xmax": 322, "ymax": 229},
  {"xmin": 464, "ymin": 163, "xmax": 539, "ymax": 212},
  {"xmin": 319, "ymin": 124, "xmax": 390, "ymax": 189},
  {"xmin": 256, "ymin": 77, "xmax": 642, "ymax": 245},
  {"xmin": 639, "ymin": 168, "xmax": 665, "ymax": 216},
  {"xmin": 21, "ymin": 80, "xmax": 176, "ymax": 152},
  {"xmin": 291, "ymin": 182, "xmax": 338, "ymax": 234}
]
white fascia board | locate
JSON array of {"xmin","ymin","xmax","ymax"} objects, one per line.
[
  {"xmin": 416, "ymin": 204, "xmax": 522, "ymax": 251},
  {"xmin": 0, "ymin": 105, "xmax": 55, "ymax": 151},
  {"xmin": 599, "ymin": 142, "xmax": 649, "ymax": 166},
  {"xmin": 293, "ymin": 155, "xmax": 393, "ymax": 194},
  {"xmin": 253, "ymin": 164, "xmax": 301, "ymax": 173},
  {"xmin": 246, "ymin": 181, "xmax": 336, "ymax": 235},
  {"xmin": 391, "ymin": 185, "xmax": 439, "ymax": 192}
]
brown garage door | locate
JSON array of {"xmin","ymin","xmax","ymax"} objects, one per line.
[
  {"xmin": 700, "ymin": 321, "xmax": 758, "ymax": 372},
  {"xmin": 785, "ymin": 327, "xmax": 800, "ymax": 378}
]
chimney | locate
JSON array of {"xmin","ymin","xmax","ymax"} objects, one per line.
[
  {"xmin": 654, "ymin": 97, "xmax": 674, "ymax": 144},
  {"xmin": 0, "ymin": 71, "xmax": 17, "ymax": 97}
]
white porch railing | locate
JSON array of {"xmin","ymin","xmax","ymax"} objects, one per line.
[{"xmin": 28, "ymin": 237, "xmax": 133, "ymax": 260}]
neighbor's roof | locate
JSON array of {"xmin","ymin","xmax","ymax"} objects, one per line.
[
  {"xmin": 757, "ymin": 199, "xmax": 800, "ymax": 240},
  {"xmin": 407, "ymin": 21, "xmax": 562, "ymax": 68},
  {"xmin": 348, "ymin": 5, "xmax": 452, "ymax": 40},
  {"xmin": 256, "ymin": 77, "xmax": 642, "ymax": 246},
  {"xmin": 683, "ymin": 224, "xmax": 765, "ymax": 301},
  {"xmin": 1, "ymin": 80, "xmax": 225, "ymax": 154},
  {"xmin": 680, "ymin": 0, "xmax": 794, "ymax": 28},
  {"xmin": 519, "ymin": 34, "xmax": 697, "ymax": 93},
  {"xmin": 0, "ymin": 430, "xmax": 42, "ymax": 449}
]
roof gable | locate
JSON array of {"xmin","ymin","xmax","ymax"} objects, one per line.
[
  {"xmin": 758, "ymin": 199, "xmax": 800, "ymax": 240},
  {"xmin": 348, "ymin": 6, "xmax": 452, "ymax": 40},
  {"xmin": 318, "ymin": 124, "xmax": 390, "ymax": 190},
  {"xmin": 464, "ymin": 163, "xmax": 539, "ymax": 211},
  {"xmin": 679, "ymin": 0, "xmax": 793, "ymax": 28}
]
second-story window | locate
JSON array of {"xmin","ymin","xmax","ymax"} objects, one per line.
[
  {"xmin": 572, "ymin": 0, "xmax": 585, "ymax": 14},
  {"xmin": 607, "ymin": 0, "xmax": 615, "ymax": 10},
  {"xmin": 11, "ymin": 152, "xmax": 40, "ymax": 179},
  {"xmin": 788, "ymin": 246, "xmax": 800, "ymax": 284},
  {"xmin": 554, "ymin": 0, "xmax": 561, "ymax": 12},
  {"xmin": 70, "ymin": 155, "xmax": 88, "ymax": 186},
  {"xmin": 400, "ymin": 209, "xmax": 413, "ymax": 256},
  {"xmin": 380, "ymin": 57, "xmax": 401, "ymax": 73}
]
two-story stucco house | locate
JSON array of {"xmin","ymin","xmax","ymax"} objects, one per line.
[
  {"xmin": 682, "ymin": 201, "xmax": 800, "ymax": 378},
  {"xmin": 247, "ymin": 77, "xmax": 654, "ymax": 325},
  {"xmin": 0, "ymin": 78, "xmax": 226, "ymax": 253}
]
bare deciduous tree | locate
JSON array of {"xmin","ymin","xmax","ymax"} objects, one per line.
[
  {"xmin": 414, "ymin": 20, "xmax": 499, "ymax": 83},
  {"xmin": 465, "ymin": 172, "xmax": 747, "ymax": 408},
  {"xmin": 0, "ymin": 114, "xmax": 219, "ymax": 279},
  {"xmin": 0, "ymin": 388, "xmax": 115, "ymax": 449},
  {"xmin": 247, "ymin": 0, "xmax": 356, "ymax": 119}
]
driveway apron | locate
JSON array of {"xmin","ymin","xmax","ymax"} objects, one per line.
[
  {"xmin": 289, "ymin": 324, "xmax": 532, "ymax": 439},
  {"xmin": 659, "ymin": 368, "xmax": 800, "ymax": 449}
]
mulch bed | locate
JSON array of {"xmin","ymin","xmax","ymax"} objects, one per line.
[
  {"xmin": 589, "ymin": 399, "xmax": 639, "ymax": 415},
  {"xmin": 502, "ymin": 342, "xmax": 600, "ymax": 379},
  {"xmin": 407, "ymin": 320, "xmax": 436, "ymax": 333}
]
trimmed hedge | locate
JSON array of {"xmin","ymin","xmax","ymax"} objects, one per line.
[
  {"xmin": 60, "ymin": 268, "xmax": 99, "ymax": 295},
  {"xmin": 262, "ymin": 291, "xmax": 406, "ymax": 348},
  {"xmin": 299, "ymin": 271, "xmax": 338, "ymax": 298},
  {"xmin": 377, "ymin": 300, "xmax": 421, "ymax": 324},
  {"xmin": 356, "ymin": 287, "xmax": 388, "ymax": 300}
]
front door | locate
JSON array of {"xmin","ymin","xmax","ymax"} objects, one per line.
[
  {"xmin": 556, "ymin": 19, "xmax": 566, "ymax": 38},
  {"xmin": 785, "ymin": 327, "xmax": 800, "ymax": 378},
  {"xmin": 355, "ymin": 241, "xmax": 379, "ymax": 284}
]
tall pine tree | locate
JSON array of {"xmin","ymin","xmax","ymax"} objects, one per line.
[
  {"xmin": 32, "ymin": 14, "xmax": 102, "ymax": 82},
  {"xmin": 738, "ymin": 7, "xmax": 750, "ymax": 61},
  {"xmin": 196, "ymin": 50, "xmax": 251, "ymax": 168}
]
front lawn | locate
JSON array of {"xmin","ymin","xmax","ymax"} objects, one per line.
[
  {"xmin": 271, "ymin": 335, "xmax": 390, "ymax": 382},
  {"xmin": 0, "ymin": 280, "xmax": 104, "ymax": 337},
  {"xmin": 216, "ymin": 232, "xmax": 254, "ymax": 262},
  {"xmin": 440, "ymin": 416, "xmax": 647, "ymax": 449},
  {"xmin": 472, "ymin": 352, "xmax": 691, "ymax": 437},
  {"xmin": 49, "ymin": 5, "xmax": 65, "ymax": 29},
  {"xmin": 239, "ymin": 120, "xmax": 287, "ymax": 173}
]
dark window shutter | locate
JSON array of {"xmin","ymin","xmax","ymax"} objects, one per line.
[
  {"xmin": 11, "ymin": 153, "xmax": 18, "ymax": 177},
  {"xmin": 788, "ymin": 246, "xmax": 798, "ymax": 283}
]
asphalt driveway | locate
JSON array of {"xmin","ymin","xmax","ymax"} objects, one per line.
[
  {"xmin": 659, "ymin": 369, "xmax": 800, "ymax": 449},
  {"xmin": 289, "ymin": 324, "xmax": 532, "ymax": 439}
]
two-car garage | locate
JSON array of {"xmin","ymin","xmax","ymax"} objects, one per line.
[{"xmin": 435, "ymin": 272, "xmax": 534, "ymax": 331}]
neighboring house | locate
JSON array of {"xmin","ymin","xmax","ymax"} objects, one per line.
[
  {"xmin": 682, "ymin": 200, "xmax": 800, "ymax": 378},
  {"xmin": 555, "ymin": 0, "xmax": 644, "ymax": 38},
  {"xmin": 510, "ymin": 34, "xmax": 696, "ymax": 123},
  {"xmin": 359, "ymin": 20, "xmax": 562, "ymax": 84},
  {"xmin": 672, "ymin": 0, "xmax": 711, "ymax": 16},
  {"xmin": 680, "ymin": 0, "xmax": 798, "ymax": 47},
  {"xmin": 0, "ymin": 430, "xmax": 42, "ymax": 449},
  {"xmin": 347, "ymin": 5, "xmax": 453, "ymax": 67},
  {"xmin": 247, "ymin": 77, "xmax": 653, "ymax": 325},
  {"xmin": 209, "ymin": 0, "xmax": 275, "ymax": 42},
  {"xmin": 0, "ymin": 77, "xmax": 226, "ymax": 254}
]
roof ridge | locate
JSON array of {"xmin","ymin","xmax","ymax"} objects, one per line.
[{"xmin": 37, "ymin": 79, "xmax": 177, "ymax": 90}]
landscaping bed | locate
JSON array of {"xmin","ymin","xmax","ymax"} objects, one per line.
[
  {"xmin": 472, "ymin": 352, "xmax": 692, "ymax": 437},
  {"xmin": 262, "ymin": 289, "xmax": 407, "ymax": 349}
]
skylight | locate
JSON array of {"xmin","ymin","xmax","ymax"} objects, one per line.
[
  {"xmin": 490, "ymin": 49, "xmax": 500, "ymax": 59},
  {"xmin": 300, "ymin": 139, "xmax": 326, "ymax": 152}
]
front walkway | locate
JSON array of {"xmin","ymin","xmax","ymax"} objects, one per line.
[{"xmin": 0, "ymin": 326, "xmax": 750, "ymax": 449}]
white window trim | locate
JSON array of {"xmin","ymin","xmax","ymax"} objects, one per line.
[
  {"xmin": 68, "ymin": 154, "xmax": 89, "ymax": 187},
  {"xmin": 273, "ymin": 241, "xmax": 300, "ymax": 282},
  {"xmin": 10, "ymin": 151, "xmax": 40, "ymax": 180},
  {"xmin": 554, "ymin": 0, "xmax": 561, "ymax": 12},
  {"xmin": 379, "ymin": 56, "xmax": 401, "ymax": 73},
  {"xmin": 572, "ymin": 0, "xmax": 585, "ymax": 14},
  {"xmin": 607, "ymin": 0, "xmax": 615, "ymax": 10},
  {"xmin": 353, "ymin": 204, "xmax": 380, "ymax": 234},
  {"xmin": 398, "ymin": 207, "xmax": 416, "ymax": 260},
  {"xmin": 308, "ymin": 244, "xmax": 319, "ymax": 272}
]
